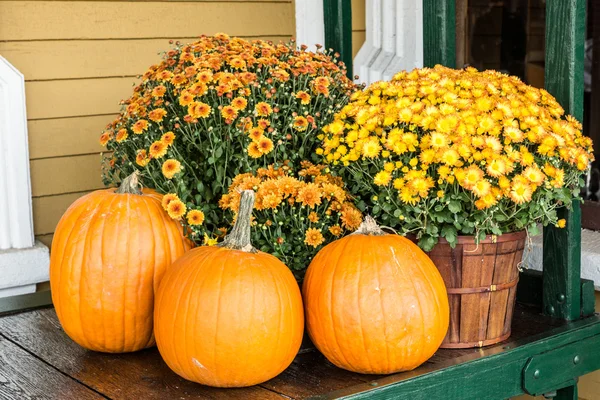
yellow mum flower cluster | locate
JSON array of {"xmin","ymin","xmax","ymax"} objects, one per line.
[
  {"xmin": 218, "ymin": 162, "xmax": 362, "ymax": 276},
  {"xmin": 321, "ymin": 65, "xmax": 594, "ymax": 249}
]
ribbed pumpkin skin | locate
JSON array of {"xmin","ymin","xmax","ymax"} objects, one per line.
[
  {"xmin": 50, "ymin": 188, "xmax": 191, "ymax": 353},
  {"xmin": 303, "ymin": 234, "xmax": 449, "ymax": 374},
  {"xmin": 154, "ymin": 246, "xmax": 304, "ymax": 387}
]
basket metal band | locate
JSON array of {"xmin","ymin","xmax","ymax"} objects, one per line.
[{"xmin": 445, "ymin": 277, "xmax": 519, "ymax": 295}]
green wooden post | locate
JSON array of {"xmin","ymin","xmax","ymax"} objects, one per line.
[
  {"xmin": 422, "ymin": 0, "xmax": 456, "ymax": 68},
  {"xmin": 323, "ymin": 0, "xmax": 353, "ymax": 79},
  {"xmin": 542, "ymin": 0, "xmax": 585, "ymax": 322}
]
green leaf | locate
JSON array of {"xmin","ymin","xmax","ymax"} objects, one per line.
[
  {"xmin": 441, "ymin": 225, "xmax": 457, "ymax": 245},
  {"xmin": 418, "ymin": 235, "xmax": 436, "ymax": 252},
  {"xmin": 448, "ymin": 201, "xmax": 461, "ymax": 213},
  {"xmin": 528, "ymin": 223, "xmax": 540, "ymax": 236}
]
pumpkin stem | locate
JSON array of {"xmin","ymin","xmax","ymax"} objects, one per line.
[
  {"xmin": 218, "ymin": 190, "xmax": 257, "ymax": 253},
  {"xmin": 115, "ymin": 170, "xmax": 143, "ymax": 195},
  {"xmin": 351, "ymin": 215, "xmax": 387, "ymax": 236}
]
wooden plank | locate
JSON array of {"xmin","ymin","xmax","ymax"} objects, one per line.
[
  {"xmin": 0, "ymin": 2, "xmax": 294, "ymax": 41},
  {"xmin": 0, "ymin": 335, "xmax": 103, "ymax": 400},
  {"xmin": 0, "ymin": 36, "xmax": 290, "ymax": 81},
  {"xmin": 32, "ymin": 191, "xmax": 91, "ymax": 235},
  {"xmin": 352, "ymin": 31, "xmax": 366, "ymax": 58},
  {"xmin": 26, "ymin": 78, "xmax": 135, "ymax": 120},
  {"xmin": 459, "ymin": 243, "xmax": 483, "ymax": 344},
  {"xmin": 0, "ymin": 309, "xmax": 284, "ymax": 399},
  {"xmin": 351, "ymin": 0, "xmax": 366, "ymax": 31},
  {"xmin": 261, "ymin": 351, "xmax": 380, "ymax": 398},
  {"xmin": 323, "ymin": 0, "xmax": 353, "ymax": 78},
  {"xmin": 422, "ymin": 0, "xmax": 456, "ymax": 68},
  {"xmin": 30, "ymin": 154, "xmax": 104, "ymax": 197},
  {"xmin": 28, "ymin": 115, "xmax": 112, "ymax": 160},
  {"xmin": 543, "ymin": 0, "xmax": 585, "ymax": 321}
]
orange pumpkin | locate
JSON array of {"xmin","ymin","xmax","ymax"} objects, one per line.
[
  {"xmin": 302, "ymin": 217, "xmax": 449, "ymax": 374},
  {"xmin": 50, "ymin": 171, "xmax": 191, "ymax": 353},
  {"xmin": 154, "ymin": 190, "xmax": 304, "ymax": 387}
]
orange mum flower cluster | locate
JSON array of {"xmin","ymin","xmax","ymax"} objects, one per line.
[
  {"xmin": 100, "ymin": 34, "xmax": 356, "ymax": 246},
  {"xmin": 218, "ymin": 162, "xmax": 362, "ymax": 276},
  {"xmin": 321, "ymin": 65, "xmax": 594, "ymax": 250}
]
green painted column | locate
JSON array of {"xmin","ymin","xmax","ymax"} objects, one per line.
[
  {"xmin": 542, "ymin": 0, "xmax": 585, "ymax": 322},
  {"xmin": 422, "ymin": 0, "xmax": 456, "ymax": 68},
  {"xmin": 323, "ymin": 0, "xmax": 353, "ymax": 79}
]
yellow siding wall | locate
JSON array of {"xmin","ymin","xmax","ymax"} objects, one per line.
[
  {"xmin": 0, "ymin": 0, "xmax": 294, "ymax": 247},
  {"xmin": 352, "ymin": 0, "xmax": 366, "ymax": 58}
]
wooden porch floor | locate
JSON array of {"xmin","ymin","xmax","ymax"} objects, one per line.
[{"xmin": 0, "ymin": 303, "xmax": 567, "ymax": 400}]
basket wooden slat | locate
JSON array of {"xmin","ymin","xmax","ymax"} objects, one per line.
[{"xmin": 419, "ymin": 231, "xmax": 527, "ymax": 348}]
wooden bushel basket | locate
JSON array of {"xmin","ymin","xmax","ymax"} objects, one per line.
[{"xmin": 422, "ymin": 231, "xmax": 527, "ymax": 348}]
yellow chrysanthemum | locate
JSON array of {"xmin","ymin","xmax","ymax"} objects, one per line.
[
  {"xmin": 149, "ymin": 140, "xmax": 167, "ymax": 159},
  {"xmin": 255, "ymin": 102, "xmax": 273, "ymax": 117},
  {"xmin": 293, "ymin": 116, "xmax": 309, "ymax": 131},
  {"xmin": 135, "ymin": 150, "xmax": 149, "ymax": 167},
  {"xmin": 161, "ymin": 131, "xmax": 175, "ymax": 146},
  {"xmin": 373, "ymin": 170, "xmax": 392, "ymax": 186},
  {"xmin": 167, "ymin": 199, "xmax": 186, "ymax": 220},
  {"xmin": 161, "ymin": 193, "xmax": 179, "ymax": 210},
  {"xmin": 249, "ymin": 127, "xmax": 264, "ymax": 142},
  {"xmin": 510, "ymin": 181, "xmax": 533, "ymax": 204},
  {"xmin": 304, "ymin": 228, "xmax": 325, "ymax": 247},
  {"xmin": 430, "ymin": 132, "xmax": 449, "ymax": 148},
  {"xmin": 203, "ymin": 233, "xmax": 218, "ymax": 246},
  {"xmin": 472, "ymin": 179, "xmax": 491, "ymax": 198},
  {"xmin": 328, "ymin": 225, "xmax": 343, "ymax": 237},
  {"xmin": 188, "ymin": 101, "xmax": 211, "ymax": 119},
  {"xmin": 148, "ymin": 108, "xmax": 167, "ymax": 122},
  {"xmin": 523, "ymin": 166, "xmax": 546, "ymax": 185},
  {"xmin": 248, "ymin": 142, "xmax": 262, "ymax": 158},
  {"xmin": 221, "ymin": 105, "xmax": 238, "ymax": 120},
  {"xmin": 340, "ymin": 207, "xmax": 362, "ymax": 230},
  {"xmin": 361, "ymin": 139, "xmax": 381, "ymax": 158},
  {"xmin": 132, "ymin": 119, "xmax": 149, "ymax": 134},
  {"xmin": 231, "ymin": 97, "xmax": 248, "ymax": 110},
  {"xmin": 258, "ymin": 137, "xmax": 274, "ymax": 154},
  {"xmin": 187, "ymin": 210, "xmax": 205, "ymax": 226},
  {"xmin": 308, "ymin": 212, "xmax": 319, "ymax": 223},
  {"xmin": 115, "ymin": 129, "xmax": 128, "ymax": 143},
  {"xmin": 297, "ymin": 183, "xmax": 322, "ymax": 209},
  {"xmin": 162, "ymin": 159, "xmax": 182, "ymax": 179},
  {"xmin": 296, "ymin": 91, "xmax": 311, "ymax": 105}
]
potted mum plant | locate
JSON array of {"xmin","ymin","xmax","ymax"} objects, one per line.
[
  {"xmin": 100, "ymin": 34, "xmax": 358, "ymax": 275},
  {"xmin": 219, "ymin": 161, "xmax": 362, "ymax": 278},
  {"xmin": 320, "ymin": 65, "xmax": 594, "ymax": 348}
]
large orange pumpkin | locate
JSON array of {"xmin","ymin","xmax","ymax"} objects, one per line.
[
  {"xmin": 154, "ymin": 190, "xmax": 304, "ymax": 388},
  {"xmin": 303, "ymin": 217, "xmax": 449, "ymax": 374},
  {"xmin": 50, "ymin": 171, "xmax": 191, "ymax": 353}
]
